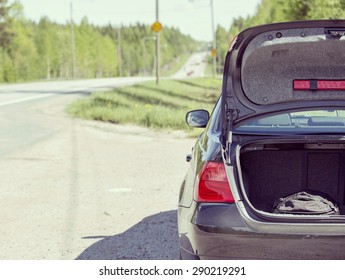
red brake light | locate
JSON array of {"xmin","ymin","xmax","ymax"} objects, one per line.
[
  {"xmin": 294, "ymin": 79, "xmax": 345, "ymax": 91},
  {"xmin": 194, "ymin": 162, "xmax": 235, "ymax": 203}
]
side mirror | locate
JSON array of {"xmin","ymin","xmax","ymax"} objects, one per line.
[{"xmin": 185, "ymin": 109, "xmax": 209, "ymax": 128}]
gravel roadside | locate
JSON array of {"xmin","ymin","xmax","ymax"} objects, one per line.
[{"xmin": 0, "ymin": 93, "xmax": 196, "ymax": 259}]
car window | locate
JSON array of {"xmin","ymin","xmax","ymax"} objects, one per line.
[{"xmin": 235, "ymin": 109, "xmax": 345, "ymax": 134}]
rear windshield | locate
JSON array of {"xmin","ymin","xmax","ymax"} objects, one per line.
[
  {"xmin": 241, "ymin": 27, "xmax": 345, "ymax": 105},
  {"xmin": 235, "ymin": 109, "xmax": 345, "ymax": 134}
]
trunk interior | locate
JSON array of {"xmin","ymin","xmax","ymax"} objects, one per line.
[{"xmin": 240, "ymin": 142, "xmax": 345, "ymax": 215}]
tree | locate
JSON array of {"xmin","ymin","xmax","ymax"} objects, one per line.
[
  {"xmin": 35, "ymin": 17, "xmax": 60, "ymax": 80},
  {"xmin": 215, "ymin": 25, "xmax": 229, "ymax": 72},
  {"xmin": 0, "ymin": 0, "xmax": 13, "ymax": 50},
  {"xmin": 0, "ymin": 8, "xmax": 197, "ymax": 82}
]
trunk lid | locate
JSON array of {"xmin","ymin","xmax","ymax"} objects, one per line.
[{"xmin": 221, "ymin": 20, "xmax": 345, "ymax": 134}]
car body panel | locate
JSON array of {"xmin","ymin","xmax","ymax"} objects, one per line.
[
  {"xmin": 179, "ymin": 20, "xmax": 345, "ymax": 260},
  {"xmin": 179, "ymin": 109, "xmax": 345, "ymax": 259},
  {"xmin": 180, "ymin": 203, "xmax": 345, "ymax": 260},
  {"xmin": 221, "ymin": 20, "xmax": 345, "ymax": 135}
]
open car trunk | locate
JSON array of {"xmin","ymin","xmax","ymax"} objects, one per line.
[{"xmin": 239, "ymin": 141, "xmax": 345, "ymax": 215}]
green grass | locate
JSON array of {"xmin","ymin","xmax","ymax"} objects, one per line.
[
  {"xmin": 67, "ymin": 78, "xmax": 222, "ymax": 134},
  {"xmin": 204, "ymin": 61, "xmax": 213, "ymax": 77}
]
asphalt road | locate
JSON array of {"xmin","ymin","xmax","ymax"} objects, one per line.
[
  {"xmin": 170, "ymin": 51, "xmax": 208, "ymax": 79},
  {"xmin": 0, "ymin": 76, "xmax": 196, "ymax": 259}
]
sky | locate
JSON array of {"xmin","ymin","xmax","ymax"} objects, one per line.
[{"xmin": 19, "ymin": 0, "xmax": 261, "ymax": 41}]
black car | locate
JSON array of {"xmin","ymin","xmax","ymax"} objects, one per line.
[{"xmin": 178, "ymin": 20, "xmax": 345, "ymax": 260}]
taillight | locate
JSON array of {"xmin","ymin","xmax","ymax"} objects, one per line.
[{"xmin": 194, "ymin": 161, "xmax": 235, "ymax": 203}]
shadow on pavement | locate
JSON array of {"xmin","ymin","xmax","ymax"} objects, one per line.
[{"xmin": 76, "ymin": 210, "xmax": 179, "ymax": 260}]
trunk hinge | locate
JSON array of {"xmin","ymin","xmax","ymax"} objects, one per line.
[{"xmin": 225, "ymin": 97, "xmax": 239, "ymax": 165}]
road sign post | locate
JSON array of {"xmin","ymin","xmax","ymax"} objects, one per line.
[
  {"xmin": 152, "ymin": 0, "xmax": 162, "ymax": 85},
  {"xmin": 211, "ymin": 48, "xmax": 217, "ymax": 58},
  {"xmin": 151, "ymin": 21, "xmax": 163, "ymax": 33}
]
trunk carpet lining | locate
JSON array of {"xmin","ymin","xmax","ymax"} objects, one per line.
[{"xmin": 241, "ymin": 150, "xmax": 345, "ymax": 213}]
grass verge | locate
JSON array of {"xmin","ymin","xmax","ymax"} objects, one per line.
[{"xmin": 67, "ymin": 78, "xmax": 222, "ymax": 136}]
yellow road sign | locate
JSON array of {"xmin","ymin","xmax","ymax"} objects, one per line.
[
  {"xmin": 151, "ymin": 21, "xmax": 163, "ymax": 33},
  {"xmin": 211, "ymin": 48, "xmax": 217, "ymax": 58}
]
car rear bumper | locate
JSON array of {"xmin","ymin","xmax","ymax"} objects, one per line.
[{"xmin": 178, "ymin": 203, "xmax": 345, "ymax": 260}]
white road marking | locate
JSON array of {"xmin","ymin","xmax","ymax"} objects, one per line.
[{"xmin": 0, "ymin": 93, "xmax": 55, "ymax": 107}]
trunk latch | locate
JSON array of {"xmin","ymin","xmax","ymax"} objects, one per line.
[{"xmin": 325, "ymin": 27, "xmax": 345, "ymax": 39}]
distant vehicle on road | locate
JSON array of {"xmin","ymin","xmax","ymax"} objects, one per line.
[{"xmin": 186, "ymin": 70, "xmax": 194, "ymax": 76}]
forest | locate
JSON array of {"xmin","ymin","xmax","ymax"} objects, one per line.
[
  {"xmin": 0, "ymin": 0, "xmax": 197, "ymax": 82},
  {"xmin": 216, "ymin": 0, "xmax": 345, "ymax": 71},
  {"xmin": 1, "ymin": 0, "xmax": 344, "ymax": 82}
]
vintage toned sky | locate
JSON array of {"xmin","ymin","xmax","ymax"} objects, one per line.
[{"xmin": 19, "ymin": 0, "xmax": 261, "ymax": 41}]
